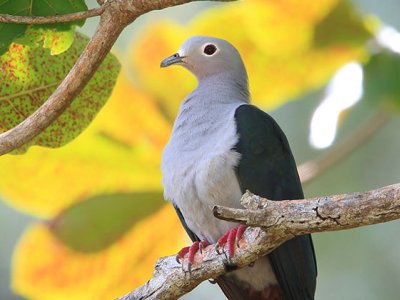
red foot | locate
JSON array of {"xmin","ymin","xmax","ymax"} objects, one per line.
[
  {"xmin": 216, "ymin": 225, "xmax": 247, "ymax": 257},
  {"xmin": 176, "ymin": 240, "xmax": 210, "ymax": 272}
]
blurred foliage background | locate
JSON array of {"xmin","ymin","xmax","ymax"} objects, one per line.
[{"xmin": 1, "ymin": 0, "xmax": 400, "ymax": 299}]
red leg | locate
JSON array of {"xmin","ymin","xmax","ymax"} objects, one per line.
[
  {"xmin": 236, "ymin": 224, "xmax": 247, "ymax": 247},
  {"xmin": 188, "ymin": 241, "xmax": 200, "ymax": 268},
  {"xmin": 226, "ymin": 227, "xmax": 238, "ymax": 257},
  {"xmin": 176, "ymin": 246, "xmax": 190, "ymax": 263},
  {"xmin": 215, "ymin": 230, "xmax": 230, "ymax": 254}
]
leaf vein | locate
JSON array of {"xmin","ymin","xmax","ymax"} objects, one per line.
[{"xmin": 0, "ymin": 82, "xmax": 59, "ymax": 102}]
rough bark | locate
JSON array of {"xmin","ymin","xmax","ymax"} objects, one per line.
[{"xmin": 118, "ymin": 183, "xmax": 400, "ymax": 300}]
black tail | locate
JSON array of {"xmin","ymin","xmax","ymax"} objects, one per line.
[{"xmin": 215, "ymin": 274, "xmax": 283, "ymax": 300}]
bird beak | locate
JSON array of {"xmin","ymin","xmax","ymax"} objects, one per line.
[{"xmin": 160, "ymin": 53, "xmax": 184, "ymax": 68}]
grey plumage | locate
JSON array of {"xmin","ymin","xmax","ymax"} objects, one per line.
[{"xmin": 161, "ymin": 36, "xmax": 317, "ymax": 300}]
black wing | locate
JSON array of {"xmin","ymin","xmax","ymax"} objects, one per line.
[{"xmin": 234, "ymin": 104, "xmax": 317, "ymax": 300}]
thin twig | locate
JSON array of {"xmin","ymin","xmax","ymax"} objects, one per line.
[
  {"xmin": 298, "ymin": 109, "xmax": 390, "ymax": 184},
  {"xmin": 0, "ymin": 7, "xmax": 105, "ymax": 24},
  {"xmin": 118, "ymin": 183, "xmax": 400, "ymax": 300}
]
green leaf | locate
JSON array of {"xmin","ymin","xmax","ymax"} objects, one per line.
[
  {"xmin": 314, "ymin": 0, "xmax": 372, "ymax": 48},
  {"xmin": 49, "ymin": 192, "xmax": 166, "ymax": 252},
  {"xmin": 0, "ymin": 33, "xmax": 120, "ymax": 153},
  {"xmin": 363, "ymin": 51, "xmax": 400, "ymax": 109},
  {"xmin": 0, "ymin": 0, "xmax": 87, "ymax": 55}
]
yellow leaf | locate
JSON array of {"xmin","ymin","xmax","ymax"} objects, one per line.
[
  {"xmin": 91, "ymin": 74, "xmax": 171, "ymax": 149},
  {"xmin": 0, "ymin": 74, "xmax": 171, "ymax": 217},
  {"xmin": 12, "ymin": 205, "xmax": 187, "ymax": 300}
]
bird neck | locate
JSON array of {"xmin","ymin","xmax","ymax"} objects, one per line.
[
  {"xmin": 196, "ymin": 72, "xmax": 250, "ymax": 104},
  {"xmin": 170, "ymin": 72, "xmax": 249, "ymax": 150}
]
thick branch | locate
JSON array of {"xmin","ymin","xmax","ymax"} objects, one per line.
[
  {"xmin": 0, "ymin": 7, "xmax": 105, "ymax": 24},
  {"xmin": 118, "ymin": 183, "xmax": 400, "ymax": 300},
  {"xmin": 215, "ymin": 183, "xmax": 400, "ymax": 232},
  {"xmin": 0, "ymin": 0, "xmax": 235, "ymax": 155}
]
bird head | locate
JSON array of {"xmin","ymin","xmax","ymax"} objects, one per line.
[{"xmin": 160, "ymin": 36, "xmax": 247, "ymax": 81}]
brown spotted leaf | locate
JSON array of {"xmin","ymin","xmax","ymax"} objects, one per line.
[{"xmin": 0, "ymin": 33, "xmax": 120, "ymax": 153}]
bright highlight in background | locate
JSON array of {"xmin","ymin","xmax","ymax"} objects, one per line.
[
  {"xmin": 309, "ymin": 62, "xmax": 363, "ymax": 149},
  {"xmin": 310, "ymin": 25, "xmax": 400, "ymax": 149},
  {"xmin": 376, "ymin": 25, "xmax": 400, "ymax": 54}
]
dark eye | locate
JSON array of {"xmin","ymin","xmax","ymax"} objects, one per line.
[{"xmin": 203, "ymin": 44, "xmax": 217, "ymax": 55}]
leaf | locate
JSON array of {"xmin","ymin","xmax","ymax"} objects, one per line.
[
  {"xmin": 90, "ymin": 75, "xmax": 171, "ymax": 149},
  {"xmin": 42, "ymin": 28, "xmax": 75, "ymax": 55},
  {"xmin": 363, "ymin": 51, "xmax": 400, "ymax": 109},
  {"xmin": 0, "ymin": 74, "xmax": 170, "ymax": 217},
  {"xmin": 0, "ymin": 0, "xmax": 87, "ymax": 55},
  {"xmin": 314, "ymin": 0, "xmax": 372, "ymax": 48},
  {"xmin": 0, "ymin": 32, "xmax": 120, "ymax": 153},
  {"xmin": 50, "ymin": 192, "xmax": 166, "ymax": 252},
  {"xmin": 14, "ymin": 26, "xmax": 75, "ymax": 55},
  {"xmin": 129, "ymin": 0, "xmax": 371, "ymax": 117},
  {"xmin": 12, "ymin": 205, "xmax": 187, "ymax": 300}
]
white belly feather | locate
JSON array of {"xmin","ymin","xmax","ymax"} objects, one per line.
[{"xmin": 161, "ymin": 103, "xmax": 242, "ymax": 242}]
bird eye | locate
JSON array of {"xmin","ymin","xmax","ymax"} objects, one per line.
[{"xmin": 203, "ymin": 44, "xmax": 217, "ymax": 56}]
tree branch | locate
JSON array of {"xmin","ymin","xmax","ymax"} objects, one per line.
[
  {"xmin": 0, "ymin": 7, "xmax": 106, "ymax": 24},
  {"xmin": 118, "ymin": 183, "xmax": 400, "ymax": 300},
  {"xmin": 0, "ymin": 0, "xmax": 236, "ymax": 155}
]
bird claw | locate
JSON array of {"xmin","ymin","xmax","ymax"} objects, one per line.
[
  {"xmin": 215, "ymin": 243, "xmax": 223, "ymax": 255},
  {"xmin": 176, "ymin": 225, "xmax": 247, "ymax": 271},
  {"xmin": 215, "ymin": 225, "xmax": 247, "ymax": 258},
  {"xmin": 188, "ymin": 262, "xmax": 193, "ymax": 274},
  {"xmin": 176, "ymin": 240, "xmax": 209, "ymax": 273}
]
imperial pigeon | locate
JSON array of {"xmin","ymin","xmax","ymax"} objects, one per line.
[{"xmin": 160, "ymin": 36, "xmax": 317, "ymax": 300}]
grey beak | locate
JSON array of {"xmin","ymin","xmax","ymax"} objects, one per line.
[{"xmin": 160, "ymin": 53, "xmax": 183, "ymax": 68}]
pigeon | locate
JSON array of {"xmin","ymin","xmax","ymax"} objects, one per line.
[{"xmin": 160, "ymin": 36, "xmax": 317, "ymax": 300}]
